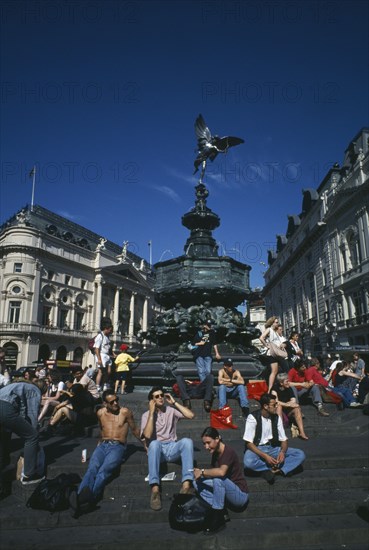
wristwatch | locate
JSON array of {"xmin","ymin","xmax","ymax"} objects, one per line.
[{"xmin": 201, "ymin": 468, "xmax": 205, "ymax": 476}]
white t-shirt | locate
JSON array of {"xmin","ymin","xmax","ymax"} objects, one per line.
[
  {"xmin": 94, "ymin": 332, "xmax": 111, "ymax": 355},
  {"xmin": 243, "ymin": 413, "xmax": 287, "ymax": 445},
  {"xmin": 50, "ymin": 381, "xmax": 66, "ymax": 395}
]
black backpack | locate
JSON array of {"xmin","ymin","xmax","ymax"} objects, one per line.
[
  {"xmin": 169, "ymin": 493, "xmax": 211, "ymax": 533},
  {"xmin": 26, "ymin": 473, "xmax": 81, "ymax": 514}
]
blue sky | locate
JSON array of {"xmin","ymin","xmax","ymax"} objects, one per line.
[{"xmin": 1, "ymin": 0, "xmax": 368, "ymax": 289}]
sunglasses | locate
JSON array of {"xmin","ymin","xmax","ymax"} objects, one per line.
[
  {"xmin": 106, "ymin": 398, "xmax": 119, "ymax": 404},
  {"xmin": 153, "ymin": 393, "xmax": 164, "ymax": 399}
]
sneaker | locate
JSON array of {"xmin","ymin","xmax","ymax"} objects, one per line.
[
  {"xmin": 349, "ymin": 401, "xmax": 362, "ymax": 407},
  {"xmin": 203, "ymin": 400, "xmax": 212, "ymax": 413},
  {"xmin": 21, "ymin": 474, "xmax": 45, "ymax": 485},
  {"xmin": 318, "ymin": 406, "xmax": 329, "ymax": 417},
  {"xmin": 150, "ymin": 491, "xmax": 162, "ymax": 511}
]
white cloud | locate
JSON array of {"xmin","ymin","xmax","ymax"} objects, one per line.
[
  {"xmin": 152, "ymin": 185, "xmax": 181, "ymax": 203},
  {"xmin": 164, "ymin": 166, "xmax": 195, "ymax": 185}
]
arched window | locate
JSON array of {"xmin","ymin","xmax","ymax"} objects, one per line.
[
  {"xmin": 3, "ymin": 342, "xmax": 19, "ymax": 370},
  {"xmin": 38, "ymin": 344, "xmax": 51, "ymax": 361},
  {"xmin": 56, "ymin": 346, "xmax": 67, "ymax": 360},
  {"xmin": 73, "ymin": 347, "xmax": 83, "ymax": 363}
]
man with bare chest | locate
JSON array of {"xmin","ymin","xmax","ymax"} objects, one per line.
[
  {"xmin": 218, "ymin": 358, "xmax": 249, "ymax": 417},
  {"xmin": 70, "ymin": 389, "xmax": 141, "ymax": 516}
]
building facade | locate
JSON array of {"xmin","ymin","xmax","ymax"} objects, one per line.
[
  {"xmin": 263, "ymin": 128, "xmax": 369, "ymax": 358},
  {"xmin": 0, "ymin": 205, "xmax": 156, "ymax": 370}
]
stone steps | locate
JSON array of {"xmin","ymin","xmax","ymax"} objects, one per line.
[
  {"xmin": 1, "ymin": 391, "xmax": 368, "ymax": 550},
  {"xmin": 2, "ymin": 488, "xmax": 368, "ymax": 530},
  {"xmin": 1, "ymin": 513, "xmax": 368, "ymax": 550}
]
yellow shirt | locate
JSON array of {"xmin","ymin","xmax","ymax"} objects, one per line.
[{"xmin": 115, "ymin": 352, "xmax": 136, "ymax": 372}]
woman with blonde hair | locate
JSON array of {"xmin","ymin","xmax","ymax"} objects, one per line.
[
  {"xmin": 259, "ymin": 317, "xmax": 287, "ymax": 391},
  {"xmin": 272, "ymin": 373, "xmax": 308, "ymax": 440}
]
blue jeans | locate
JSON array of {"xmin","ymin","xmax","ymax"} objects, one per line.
[
  {"xmin": 244, "ymin": 445, "xmax": 305, "ymax": 475},
  {"xmin": 218, "ymin": 385, "xmax": 249, "ymax": 409},
  {"xmin": 333, "ymin": 385, "xmax": 355, "ymax": 406},
  {"xmin": 78, "ymin": 441, "xmax": 127, "ymax": 500},
  {"xmin": 147, "ymin": 438, "xmax": 194, "ymax": 486},
  {"xmin": 194, "ymin": 477, "xmax": 249, "ymax": 510},
  {"xmin": 291, "ymin": 384, "xmax": 321, "ymax": 404},
  {"xmin": 195, "ymin": 356, "xmax": 212, "ymax": 382},
  {"xmin": 0, "ymin": 400, "xmax": 39, "ymax": 477}
]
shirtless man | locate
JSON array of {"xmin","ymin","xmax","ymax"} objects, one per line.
[
  {"xmin": 70, "ymin": 389, "xmax": 141, "ymax": 516},
  {"xmin": 218, "ymin": 358, "xmax": 249, "ymax": 417}
]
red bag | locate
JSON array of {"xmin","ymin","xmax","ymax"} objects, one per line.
[
  {"xmin": 319, "ymin": 386, "xmax": 343, "ymax": 404},
  {"xmin": 247, "ymin": 380, "xmax": 268, "ymax": 401},
  {"xmin": 210, "ymin": 406, "xmax": 238, "ymax": 430},
  {"xmin": 172, "ymin": 380, "xmax": 201, "ymax": 397}
]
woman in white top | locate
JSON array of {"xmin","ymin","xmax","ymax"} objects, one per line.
[
  {"xmin": 259, "ymin": 317, "xmax": 287, "ymax": 392},
  {"xmin": 38, "ymin": 370, "xmax": 66, "ymax": 422}
]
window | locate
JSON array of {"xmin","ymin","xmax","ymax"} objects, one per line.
[
  {"xmin": 59, "ymin": 309, "xmax": 68, "ymax": 328},
  {"xmin": 65, "ymin": 275, "xmax": 71, "ymax": 285},
  {"xmin": 81, "ymin": 280, "xmax": 86, "ymax": 289},
  {"xmin": 76, "ymin": 311, "xmax": 84, "ymax": 330},
  {"xmin": 324, "ymin": 301, "xmax": 330, "ymax": 321},
  {"xmin": 352, "ymin": 290, "xmax": 364, "ymax": 317},
  {"xmin": 8, "ymin": 301, "xmax": 21, "ymax": 323},
  {"xmin": 340, "ymin": 244, "xmax": 348, "ymax": 272},
  {"xmin": 14, "ymin": 263, "xmax": 22, "ymax": 273},
  {"xmin": 47, "ymin": 270, "xmax": 54, "ymax": 280},
  {"xmin": 12, "ymin": 286, "xmax": 21, "ymax": 294},
  {"xmin": 42, "ymin": 306, "xmax": 52, "ymax": 326},
  {"xmin": 322, "ymin": 268, "xmax": 327, "ymax": 287},
  {"xmin": 347, "ymin": 231, "xmax": 361, "ymax": 268}
]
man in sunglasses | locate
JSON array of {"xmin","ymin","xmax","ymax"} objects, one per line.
[
  {"xmin": 70, "ymin": 389, "xmax": 141, "ymax": 516},
  {"xmin": 141, "ymin": 386, "xmax": 195, "ymax": 511}
]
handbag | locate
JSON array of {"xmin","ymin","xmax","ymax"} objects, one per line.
[
  {"xmin": 268, "ymin": 342, "xmax": 288, "ymax": 359},
  {"xmin": 168, "ymin": 493, "xmax": 211, "ymax": 533},
  {"xmin": 210, "ymin": 405, "xmax": 238, "ymax": 430},
  {"xmin": 246, "ymin": 380, "xmax": 268, "ymax": 401},
  {"xmin": 319, "ymin": 386, "xmax": 343, "ymax": 404},
  {"xmin": 26, "ymin": 473, "xmax": 81, "ymax": 514}
]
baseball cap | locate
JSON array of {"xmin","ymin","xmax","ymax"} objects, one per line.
[
  {"xmin": 120, "ymin": 344, "xmax": 129, "ymax": 351},
  {"xmin": 204, "ymin": 319, "xmax": 213, "ymax": 326},
  {"xmin": 223, "ymin": 358, "xmax": 233, "ymax": 366}
]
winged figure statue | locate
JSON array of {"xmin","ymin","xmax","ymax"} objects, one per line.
[{"xmin": 193, "ymin": 114, "xmax": 244, "ymax": 180}]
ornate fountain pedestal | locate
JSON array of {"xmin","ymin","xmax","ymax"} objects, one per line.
[{"xmin": 132, "ymin": 116, "xmax": 263, "ymax": 385}]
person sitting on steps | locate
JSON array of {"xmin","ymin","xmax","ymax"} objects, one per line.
[
  {"xmin": 218, "ymin": 358, "xmax": 249, "ymax": 417},
  {"xmin": 140, "ymin": 386, "xmax": 195, "ymax": 511}
]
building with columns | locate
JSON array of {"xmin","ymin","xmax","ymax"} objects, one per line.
[
  {"xmin": 0, "ymin": 205, "xmax": 156, "ymax": 370},
  {"xmin": 263, "ymin": 128, "xmax": 369, "ymax": 359}
]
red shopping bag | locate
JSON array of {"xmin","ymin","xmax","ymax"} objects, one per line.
[
  {"xmin": 210, "ymin": 406, "xmax": 238, "ymax": 430},
  {"xmin": 246, "ymin": 380, "xmax": 268, "ymax": 401}
]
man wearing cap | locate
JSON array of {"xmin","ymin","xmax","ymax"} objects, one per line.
[
  {"xmin": 193, "ymin": 320, "xmax": 221, "ymax": 382},
  {"xmin": 218, "ymin": 359, "xmax": 249, "ymax": 417},
  {"xmin": 114, "ymin": 345, "xmax": 140, "ymax": 395}
]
